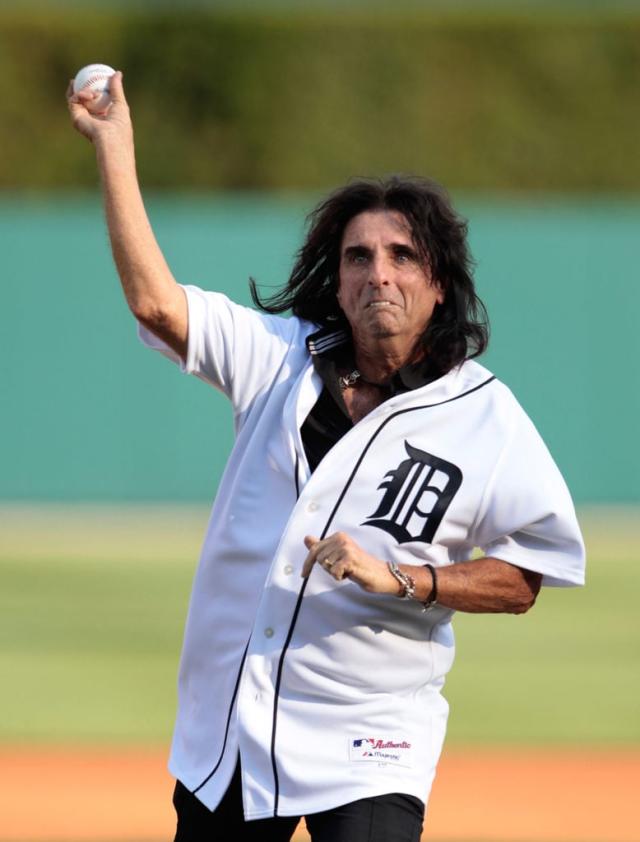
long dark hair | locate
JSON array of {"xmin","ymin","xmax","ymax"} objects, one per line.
[{"xmin": 250, "ymin": 176, "xmax": 489, "ymax": 375}]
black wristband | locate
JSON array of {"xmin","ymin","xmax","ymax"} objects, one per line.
[{"xmin": 423, "ymin": 563, "xmax": 438, "ymax": 611}]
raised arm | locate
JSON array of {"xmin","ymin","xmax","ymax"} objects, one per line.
[{"xmin": 67, "ymin": 71, "xmax": 188, "ymax": 360}]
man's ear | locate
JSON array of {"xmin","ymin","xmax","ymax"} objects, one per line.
[
  {"xmin": 430, "ymin": 273, "xmax": 445, "ymax": 305},
  {"xmin": 334, "ymin": 276, "xmax": 343, "ymax": 307}
]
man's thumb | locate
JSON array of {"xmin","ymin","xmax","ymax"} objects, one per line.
[{"xmin": 109, "ymin": 70, "xmax": 125, "ymax": 103}]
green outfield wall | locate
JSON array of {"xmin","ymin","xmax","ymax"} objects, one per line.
[
  {"xmin": 1, "ymin": 194, "xmax": 638, "ymax": 503},
  {"xmin": 1, "ymin": 7, "xmax": 639, "ymax": 191}
]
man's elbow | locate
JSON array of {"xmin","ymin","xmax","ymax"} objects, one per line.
[
  {"xmin": 509, "ymin": 569, "xmax": 542, "ymax": 614},
  {"xmin": 134, "ymin": 299, "xmax": 188, "ymax": 362},
  {"xmin": 130, "ymin": 295, "xmax": 168, "ymax": 327},
  {"xmin": 509, "ymin": 592, "xmax": 537, "ymax": 614}
]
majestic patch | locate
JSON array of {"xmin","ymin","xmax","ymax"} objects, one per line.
[
  {"xmin": 363, "ymin": 441, "xmax": 462, "ymax": 544},
  {"xmin": 349, "ymin": 737, "xmax": 413, "ymax": 767}
]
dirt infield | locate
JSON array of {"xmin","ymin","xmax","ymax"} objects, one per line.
[{"xmin": 1, "ymin": 747, "xmax": 638, "ymax": 842}]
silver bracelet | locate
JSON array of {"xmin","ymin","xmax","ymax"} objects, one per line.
[{"xmin": 387, "ymin": 561, "xmax": 416, "ymax": 600}]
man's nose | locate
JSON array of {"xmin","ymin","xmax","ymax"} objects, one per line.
[{"xmin": 368, "ymin": 255, "xmax": 389, "ymax": 285}]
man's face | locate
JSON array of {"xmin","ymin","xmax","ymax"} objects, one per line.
[{"xmin": 336, "ymin": 210, "xmax": 444, "ymax": 353}]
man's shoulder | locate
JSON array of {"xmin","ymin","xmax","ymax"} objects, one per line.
[
  {"xmin": 450, "ymin": 358, "xmax": 496, "ymax": 392},
  {"xmin": 419, "ymin": 358, "xmax": 499, "ymax": 404},
  {"xmin": 407, "ymin": 359, "xmax": 527, "ymax": 421},
  {"xmin": 182, "ymin": 284, "xmax": 317, "ymax": 344},
  {"xmin": 451, "ymin": 360, "xmax": 543, "ymax": 438},
  {"xmin": 453, "ymin": 359, "xmax": 520, "ymax": 401}
]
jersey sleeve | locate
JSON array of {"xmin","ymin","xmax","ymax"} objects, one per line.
[
  {"xmin": 471, "ymin": 394, "xmax": 585, "ymax": 587},
  {"xmin": 138, "ymin": 284, "xmax": 304, "ymax": 414}
]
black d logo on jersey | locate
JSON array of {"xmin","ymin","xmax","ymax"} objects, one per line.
[{"xmin": 362, "ymin": 441, "xmax": 462, "ymax": 544}]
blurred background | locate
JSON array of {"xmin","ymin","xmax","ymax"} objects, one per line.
[{"xmin": 1, "ymin": 1, "xmax": 639, "ymax": 841}]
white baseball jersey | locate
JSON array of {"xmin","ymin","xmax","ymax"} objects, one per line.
[{"xmin": 139, "ymin": 285, "xmax": 585, "ymax": 819}]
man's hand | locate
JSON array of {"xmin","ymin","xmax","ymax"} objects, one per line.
[
  {"xmin": 67, "ymin": 70, "xmax": 133, "ymax": 150},
  {"xmin": 302, "ymin": 533, "xmax": 401, "ymax": 595}
]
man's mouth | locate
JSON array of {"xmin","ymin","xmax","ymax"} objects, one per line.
[{"xmin": 365, "ymin": 301, "xmax": 396, "ymax": 309}]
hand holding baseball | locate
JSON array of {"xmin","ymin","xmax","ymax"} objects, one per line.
[{"xmin": 67, "ymin": 66, "xmax": 132, "ymax": 146}]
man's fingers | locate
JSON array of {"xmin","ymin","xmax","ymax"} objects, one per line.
[
  {"xmin": 302, "ymin": 543, "xmax": 350, "ymax": 581},
  {"xmin": 109, "ymin": 70, "xmax": 126, "ymax": 104},
  {"xmin": 302, "ymin": 535, "xmax": 326, "ymax": 578},
  {"xmin": 66, "ymin": 80, "xmax": 83, "ymax": 111},
  {"xmin": 67, "ymin": 98, "xmax": 86, "ymax": 121},
  {"xmin": 301, "ymin": 552, "xmax": 315, "ymax": 579},
  {"xmin": 304, "ymin": 535, "xmax": 319, "ymax": 551},
  {"xmin": 301, "ymin": 532, "xmax": 381, "ymax": 590},
  {"xmin": 327, "ymin": 558, "xmax": 345, "ymax": 580},
  {"xmin": 77, "ymin": 90, "xmax": 99, "ymax": 104}
]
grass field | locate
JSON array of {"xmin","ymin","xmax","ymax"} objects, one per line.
[
  {"xmin": 1, "ymin": 505, "xmax": 638, "ymax": 842},
  {"xmin": 0, "ymin": 504, "xmax": 638, "ymax": 749}
]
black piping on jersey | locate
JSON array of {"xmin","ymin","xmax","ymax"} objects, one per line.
[
  {"xmin": 268, "ymin": 373, "xmax": 496, "ymax": 816},
  {"xmin": 191, "ymin": 636, "xmax": 251, "ymax": 795},
  {"xmin": 192, "ymin": 442, "xmax": 305, "ymax": 796},
  {"xmin": 270, "ymin": 575, "xmax": 311, "ymax": 815},
  {"xmin": 294, "ymin": 452, "xmax": 300, "ymax": 499}
]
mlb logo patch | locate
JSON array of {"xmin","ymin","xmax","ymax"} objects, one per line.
[{"xmin": 349, "ymin": 736, "xmax": 413, "ymax": 767}]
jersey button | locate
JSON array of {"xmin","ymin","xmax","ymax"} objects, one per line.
[
  {"xmin": 264, "ymin": 627, "xmax": 274, "ymax": 638},
  {"xmin": 307, "ymin": 501, "xmax": 319, "ymax": 512},
  {"xmin": 283, "ymin": 565, "xmax": 294, "ymax": 575}
]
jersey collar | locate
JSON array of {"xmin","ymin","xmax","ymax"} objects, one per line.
[{"xmin": 305, "ymin": 325, "xmax": 442, "ymax": 395}]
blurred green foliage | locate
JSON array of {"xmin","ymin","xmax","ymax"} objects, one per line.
[{"xmin": 1, "ymin": 7, "xmax": 639, "ymax": 191}]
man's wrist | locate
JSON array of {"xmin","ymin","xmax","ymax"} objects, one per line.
[
  {"xmin": 95, "ymin": 132, "xmax": 136, "ymax": 173},
  {"xmin": 387, "ymin": 562, "xmax": 438, "ymax": 610},
  {"xmin": 387, "ymin": 562, "xmax": 416, "ymax": 600}
]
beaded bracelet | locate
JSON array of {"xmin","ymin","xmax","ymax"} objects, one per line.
[{"xmin": 387, "ymin": 561, "xmax": 416, "ymax": 600}]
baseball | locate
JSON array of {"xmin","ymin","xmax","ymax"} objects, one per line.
[{"xmin": 73, "ymin": 63, "xmax": 116, "ymax": 114}]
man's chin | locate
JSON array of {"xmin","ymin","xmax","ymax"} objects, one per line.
[
  {"xmin": 369, "ymin": 328, "xmax": 397, "ymax": 340},
  {"xmin": 361, "ymin": 311, "xmax": 399, "ymax": 334},
  {"xmin": 366, "ymin": 318, "xmax": 400, "ymax": 341}
]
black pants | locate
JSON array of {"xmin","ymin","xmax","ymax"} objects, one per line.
[{"xmin": 173, "ymin": 762, "xmax": 424, "ymax": 842}]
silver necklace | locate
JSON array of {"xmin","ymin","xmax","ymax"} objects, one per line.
[{"xmin": 338, "ymin": 369, "xmax": 361, "ymax": 390}]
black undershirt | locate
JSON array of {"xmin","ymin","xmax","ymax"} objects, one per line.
[{"xmin": 300, "ymin": 330, "xmax": 441, "ymax": 473}]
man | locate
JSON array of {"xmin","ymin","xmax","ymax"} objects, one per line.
[{"xmin": 68, "ymin": 73, "xmax": 585, "ymax": 842}]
